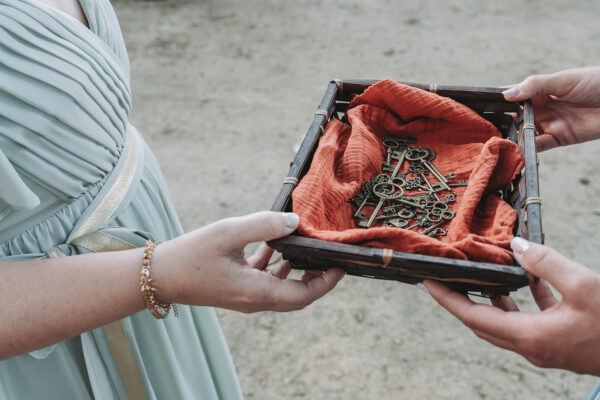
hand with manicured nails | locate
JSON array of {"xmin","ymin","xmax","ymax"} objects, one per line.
[
  {"xmin": 0, "ymin": 211, "xmax": 345, "ymax": 358},
  {"xmin": 152, "ymin": 211, "xmax": 345, "ymax": 313},
  {"xmin": 503, "ymin": 66, "xmax": 600, "ymax": 151},
  {"xmin": 423, "ymin": 237, "xmax": 600, "ymax": 376}
]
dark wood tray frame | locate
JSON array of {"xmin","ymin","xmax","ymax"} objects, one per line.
[{"xmin": 269, "ymin": 80, "xmax": 543, "ymax": 297}]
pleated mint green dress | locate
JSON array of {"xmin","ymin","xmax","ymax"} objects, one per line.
[{"xmin": 0, "ymin": 0, "xmax": 243, "ymax": 398}]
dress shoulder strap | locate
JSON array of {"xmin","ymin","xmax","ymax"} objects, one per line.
[{"xmin": 78, "ymin": 0, "xmax": 130, "ymax": 75}]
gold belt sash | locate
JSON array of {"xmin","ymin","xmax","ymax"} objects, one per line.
[{"xmin": 47, "ymin": 127, "xmax": 148, "ymax": 400}]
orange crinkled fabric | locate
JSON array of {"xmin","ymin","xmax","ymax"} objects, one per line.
[{"xmin": 292, "ymin": 79, "xmax": 524, "ymax": 265}]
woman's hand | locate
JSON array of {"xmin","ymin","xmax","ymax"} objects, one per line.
[
  {"xmin": 423, "ymin": 238, "xmax": 600, "ymax": 376},
  {"xmin": 153, "ymin": 211, "xmax": 345, "ymax": 313},
  {"xmin": 503, "ymin": 66, "xmax": 600, "ymax": 151},
  {"xmin": 0, "ymin": 211, "xmax": 342, "ymax": 358}
]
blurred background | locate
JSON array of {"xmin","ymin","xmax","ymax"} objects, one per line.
[{"xmin": 114, "ymin": 0, "xmax": 600, "ymax": 398}]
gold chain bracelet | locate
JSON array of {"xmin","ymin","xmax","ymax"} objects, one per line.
[{"xmin": 140, "ymin": 240, "xmax": 178, "ymax": 319}]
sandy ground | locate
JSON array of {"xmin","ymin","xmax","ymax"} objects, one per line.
[{"xmin": 114, "ymin": 1, "xmax": 600, "ymax": 398}]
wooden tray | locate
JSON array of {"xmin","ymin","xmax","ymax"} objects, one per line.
[{"xmin": 269, "ymin": 80, "xmax": 543, "ymax": 297}]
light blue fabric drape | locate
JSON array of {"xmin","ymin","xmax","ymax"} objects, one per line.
[
  {"xmin": 589, "ymin": 382, "xmax": 600, "ymax": 400},
  {"xmin": 0, "ymin": 0, "xmax": 243, "ymax": 398}
]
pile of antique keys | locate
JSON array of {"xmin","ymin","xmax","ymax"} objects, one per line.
[{"xmin": 349, "ymin": 135, "xmax": 468, "ymax": 239}]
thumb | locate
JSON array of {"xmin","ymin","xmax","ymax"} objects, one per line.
[
  {"xmin": 502, "ymin": 73, "xmax": 567, "ymax": 101},
  {"xmin": 219, "ymin": 211, "xmax": 299, "ymax": 247},
  {"xmin": 510, "ymin": 237, "xmax": 590, "ymax": 297}
]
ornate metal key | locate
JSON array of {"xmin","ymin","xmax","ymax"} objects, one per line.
[
  {"xmin": 366, "ymin": 182, "xmax": 404, "ymax": 227},
  {"xmin": 382, "ymin": 136, "xmax": 401, "ymax": 165},
  {"xmin": 420, "ymin": 148, "xmax": 451, "ymax": 190},
  {"xmin": 407, "ymin": 165, "xmax": 440, "ymax": 201},
  {"xmin": 353, "ymin": 181, "xmax": 375, "ymax": 217}
]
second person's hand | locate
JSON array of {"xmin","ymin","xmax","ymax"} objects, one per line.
[
  {"xmin": 423, "ymin": 238, "xmax": 600, "ymax": 376},
  {"xmin": 503, "ymin": 66, "xmax": 600, "ymax": 151}
]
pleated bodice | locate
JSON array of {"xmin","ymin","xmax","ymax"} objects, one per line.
[{"xmin": 0, "ymin": 0, "xmax": 131, "ymax": 250}]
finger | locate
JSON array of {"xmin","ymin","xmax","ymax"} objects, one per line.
[
  {"xmin": 491, "ymin": 295, "xmax": 520, "ymax": 312},
  {"xmin": 534, "ymin": 119, "xmax": 569, "ymax": 151},
  {"xmin": 218, "ymin": 211, "xmax": 299, "ymax": 248},
  {"xmin": 510, "ymin": 237, "xmax": 593, "ymax": 297},
  {"xmin": 502, "ymin": 72, "xmax": 575, "ymax": 102},
  {"xmin": 530, "ymin": 279, "xmax": 558, "ymax": 310},
  {"xmin": 473, "ymin": 330, "xmax": 548, "ymax": 369},
  {"xmin": 265, "ymin": 268, "xmax": 345, "ymax": 311},
  {"xmin": 473, "ymin": 330, "xmax": 543, "ymax": 366},
  {"xmin": 423, "ymin": 280, "xmax": 533, "ymax": 342},
  {"xmin": 535, "ymin": 133, "xmax": 561, "ymax": 152},
  {"xmin": 247, "ymin": 243, "xmax": 274, "ymax": 269},
  {"xmin": 264, "ymin": 258, "xmax": 291, "ymax": 279},
  {"xmin": 301, "ymin": 269, "xmax": 324, "ymax": 282},
  {"xmin": 472, "ymin": 329, "xmax": 520, "ymax": 353},
  {"xmin": 473, "ymin": 329, "xmax": 546, "ymax": 368}
]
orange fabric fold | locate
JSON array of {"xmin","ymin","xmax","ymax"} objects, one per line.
[{"xmin": 292, "ymin": 79, "xmax": 524, "ymax": 265}]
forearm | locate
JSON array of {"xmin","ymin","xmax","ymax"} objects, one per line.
[
  {"xmin": 0, "ymin": 248, "xmax": 146, "ymax": 359},
  {"xmin": 0, "ymin": 211, "xmax": 342, "ymax": 359}
]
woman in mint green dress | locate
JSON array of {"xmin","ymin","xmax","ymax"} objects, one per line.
[{"xmin": 0, "ymin": 1, "xmax": 344, "ymax": 398}]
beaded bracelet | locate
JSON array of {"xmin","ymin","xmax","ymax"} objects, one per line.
[{"xmin": 140, "ymin": 240, "xmax": 178, "ymax": 319}]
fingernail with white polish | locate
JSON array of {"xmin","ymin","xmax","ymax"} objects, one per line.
[
  {"xmin": 284, "ymin": 213, "xmax": 300, "ymax": 229},
  {"xmin": 510, "ymin": 237, "xmax": 531, "ymax": 255},
  {"xmin": 502, "ymin": 87, "xmax": 520, "ymax": 98},
  {"xmin": 416, "ymin": 283, "xmax": 430, "ymax": 295}
]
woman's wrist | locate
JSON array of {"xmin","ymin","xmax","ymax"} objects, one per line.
[{"xmin": 147, "ymin": 239, "xmax": 181, "ymax": 305}]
